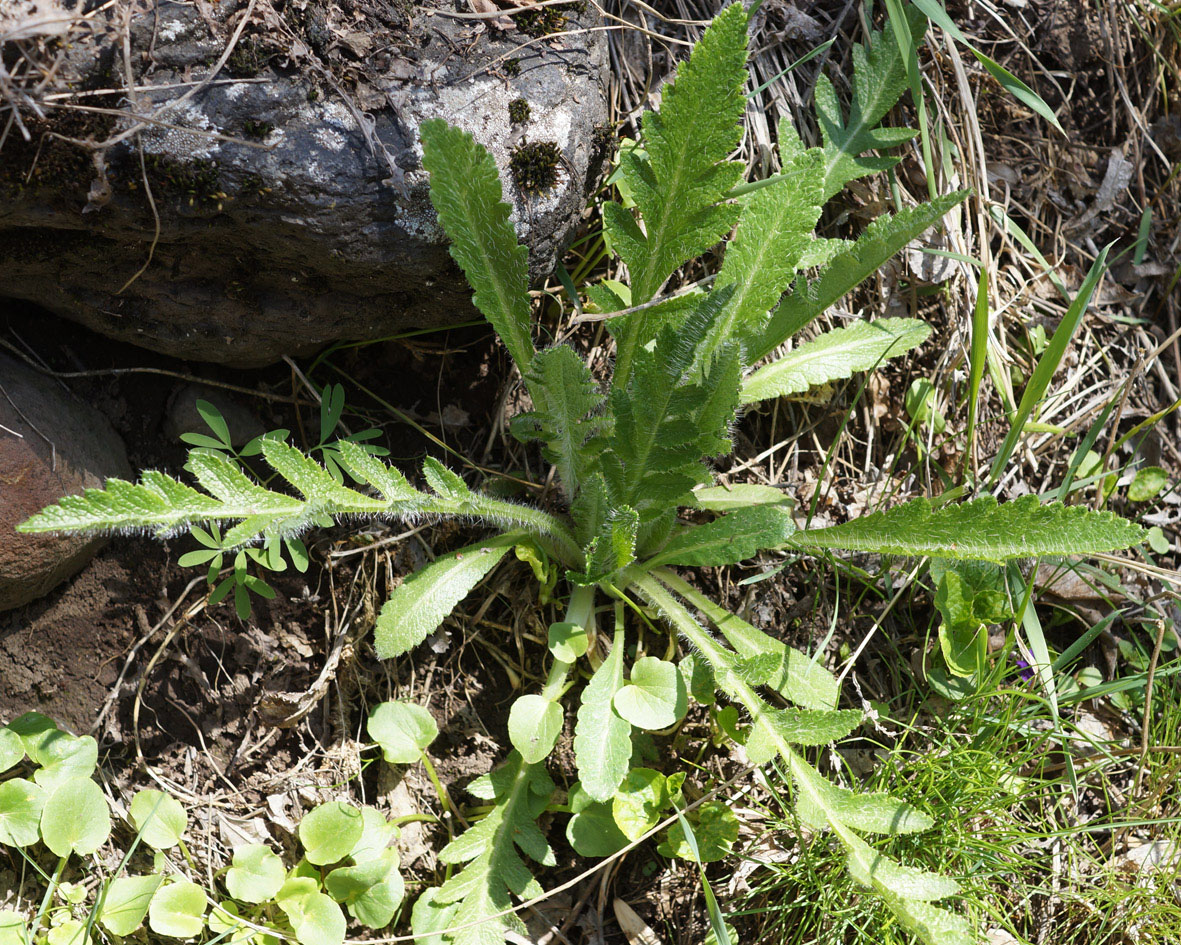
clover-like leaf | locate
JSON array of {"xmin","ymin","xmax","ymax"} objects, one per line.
[
  {"xmin": 613, "ymin": 657, "xmax": 688, "ymax": 730},
  {"xmin": 225, "ymin": 844, "xmax": 286, "ymax": 903},
  {"xmin": 99, "ymin": 874, "xmax": 164, "ymax": 936},
  {"xmin": 40, "ymin": 777, "xmax": 111, "ymax": 856},
  {"xmin": 507, "ymin": 695, "xmax": 563, "ymax": 764},
  {"xmin": 130, "ymin": 789, "xmax": 188, "ymax": 850},
  {"xmin": 281, "ymin": 891, "xmax": 346, "ymax": 945},
  {"xmin": 6, "ymin": 712, "xmax": 59, "ymax": 763},
  {"xmin": 0, "ymin": 778, "xmax": 45, "ymax": 847},
  {"xmin": 0, "ymin": 911, "xmax": 27, "ymax": 945},
  {"xmin": 325, "ymin": 850, "xmax": 405, "ymax": 929},
  {"xmin": 350, "ymin": 807, "xmax": 398, "ymax": 864},
  {"xmin": 148, "ymin": 880, "xmax": 208, "ymax": 938},
  {"xmin": 47, "ymin": 919, "xmax": 86, "ymax": 945},
  {"xmin": 299, "ymin": 801, "xmax": 364, "ymax": 865},
  {"xmin": 368, "ymin": 702, "xmax": 438, "ymax": 765}
]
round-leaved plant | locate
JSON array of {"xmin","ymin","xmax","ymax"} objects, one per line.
[
  {"xmin": 299, "ymin": 801, "xmax": 364, "ymax": 866},
  {"xmin": 367, "ymin": 702, "xmax": 438, "ymax": 765},
  {"xmin": 130, "ymin": 789, "xmax": 188, "ymax": 850}
]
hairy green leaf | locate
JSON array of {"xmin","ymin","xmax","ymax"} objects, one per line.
[
  {"xmin": 516, "ymin": 345, "xmax": 604, "ymax": 499},
  {"xmin": 434, "ymin": 753, "xmax": 554, "ymax": 945},
  {"xmin": 374, "ymin": 534, "xmax": 520, "ymax": 658},
  {"xmin": 654, "ymin": 569, "xmax": 838, "ymax": 710},
  {"xmin": 608, "ymin": 2, "xmax": 749, "ymax": 307},
  {"xmin": 420, "ymin": 119, "xmax": 534, "ymax": 373},
  {"xmin": 814, "ymin": 17, "xmax": 921, "ymax": 200},
  {"xmin": 741, "ymin": 318, "xmax": 931, "ymax": 404},
  {"xmin": 790, "ymin": 494, "xmax": 1145, "ymax": 561},
  {"xmin": 574, "ymin": 630, "xmax": 632, "ymax": 801},
  {"xmin": 646, "ymin": 505, "xmax": 796, "ymax": 567},
  {"xmin": 747, "ymin": 192, "xmax": 968, "ymax": 361},
  {"xmin": 707, "ymin": 150, "xmax": 825, "ymax": 361}
]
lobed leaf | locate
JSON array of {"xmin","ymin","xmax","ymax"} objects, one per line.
[
  {"xmin": 747, "ymin": 192, "xmax": 969, "ymax": 362},
  {"xmin": 419, "ymin": 119, "xmax": 534, "ymax": 373},
  {"xmin": 431, "ymin": 753, "xmax": 554, "ymax": 945},
  {"xmin": 790, "ymin": 494, "xmax": 1146, "ymax": 561},
  {"xmin": 646, "ymin": 505, "xmax": 796, "ymax": 567}
]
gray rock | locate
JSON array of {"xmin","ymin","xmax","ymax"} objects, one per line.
[
  {"xmin": 0, "ymin": 354, "xmax": 132, "ymax": 611},
  {"xmin": 0, "ymin": 0, "xmax": 608, "ymax": 366}
]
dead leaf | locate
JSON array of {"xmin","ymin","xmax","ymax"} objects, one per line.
[
  {"xmin": 468, "ymin": 0, "xmax": 515, "ymax": 31},
  {"xmin": 613, "ymin": 900, "xmax": 661, "ymax": 945}
]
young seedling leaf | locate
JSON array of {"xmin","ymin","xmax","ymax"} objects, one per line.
[
  {"xmin": 507, "ymin": 695, "xmax": 564, "ymax": 764},
  {"xmin": 613, "ymin": 657, "xmax": 687, "ymax": 730},
  {"xmin": 325, "ymin": 851, "xmax": 405, "ymax": 929},
  {"xmin": 566, "ymin": 783, "xmax": 630, "ymax": 857},
  {"xmin": 225, "ymin": 844, "xmax": 286, "ymax": 903},
  {"xmin": 281, "ymin": 891, "xmax": 346, "ymax": 945},
  {"xmin": 148, "ymin": 880, "xmax": 208, "ymax": 938},
  {"xmin": 0, "ymin": 728, "xmax": 24, "ymax": 773},
  {"xmin": 373, "ymin": 534, "xmax": 518, "ymax": 658},
  {"xmin": 7, "ymin": 712, "xmax": 59, "ymax": 763},
  {"xmin": 0, "ymin": 778, "xmax": 46, "ymax": 847},
  {"xmin": 611, "ymin": 768, "xmax": 668, "ymax": 841},
  {"xmin": 40, "ymin": 776, "xmax": 111, "ymax": 856},
  {"xmin": 129, "ymin": 789, "xmax": 188, "ymax": 850},
  {"xmin": 368, "ymin": 701, "xmax": 439, "ymax": 764},
  {"xmin": 100, "ymin": 875, "xmax": 164, "ymax": 936},
  {"xmin": 659, "ymin": 801, "xmax": 739, "ymax": 863},
  {"xmin": 548, "ymin": 622, "xmax": 589, "ymax": 662},
  {"xmin": 350, "ymin": 807, "xmax": 398, "ymax": 864},
  {"xmin": 0, "ymin": 911, "xmax": 27, "ymax": 945},
  {"xmin": 299, "ymin": 801, "xmax": 364, "ymax": 866}
]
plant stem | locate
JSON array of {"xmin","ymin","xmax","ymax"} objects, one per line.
[{"xmin": 28, "ymin": 855, "xmax": 67, "ymax": 945}]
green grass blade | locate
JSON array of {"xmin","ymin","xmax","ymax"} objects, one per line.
[{"xmin": 987, "ymin": 245, "xmax": 1111, "ymax": 488}]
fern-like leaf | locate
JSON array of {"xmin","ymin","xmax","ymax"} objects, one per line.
[
  {"xmin": 602, "ymin": 291, "xmax": 741, "ymax": 525},
  {"xmin": 645, "ymin": 505, "xmax": 796, "ymax": 568},
  {"xmin": 791, "ymin": 494, "xmax": 1146, "ymax": 561},
  {"xmin": 746, "ymin": 192, "xmax": 968, "ymax": 361},
  {"xmin": 813, "ymin": 15, "xmax": 922, "ymax": 200},
  {"xmin": 425, "ymin": 753, "xmax": 555, "ymax": 945},
  {"xmin": 420, "ymin": 119, "xmax": 534, "ymax": 373},
  {"xmin": 606, "ymin": 2, "xmax": 750, "ymax": 388},
  {"xmin": 514, "ymin": 345, "xmax": 605, "ymax": 500},
  {"xmin": 703, "ymin": 149, "xmax": 825, "ymax": 364},
  {"xmin": 741, "ymin": 318, "xmax": 931, "ymax": 404}
]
